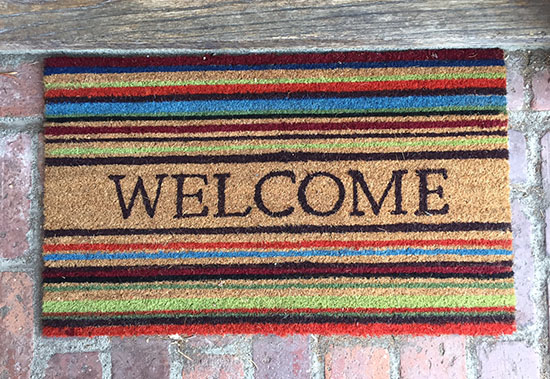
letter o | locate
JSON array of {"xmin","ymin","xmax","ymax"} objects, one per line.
[{"xmin": 298, "ymin": 172, "xmax": 345, "ymax": 216}]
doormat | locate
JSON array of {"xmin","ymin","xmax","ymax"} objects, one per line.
[{"xmin": 41, "ymin": 48, "xmax": 515, "ymax": 337}]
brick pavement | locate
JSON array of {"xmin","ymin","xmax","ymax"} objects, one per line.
[{"xmin": 1, "ymin": 51, "xmax": 549, "ymax": 379}]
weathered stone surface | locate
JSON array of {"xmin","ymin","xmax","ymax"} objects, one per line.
[
  {"xmin": 252, "ymin": 335, "xmax": 310, "ymax": 379},
  {"xmin": 44, "ymin": 352, "xmax": 102, "ymax": 379},
  {"xmin": 0, "ymin": 272, "xmax": 34, "ymax": 379},
  {"xmin": 0, "ymin": 133, "xmax": 32, "ymax": 259},
  {"xmin": 111, "ymin": 336, "xmax": 170, "ymax": 379},
  {"xmin": 325, "ymin": 344, "xmax": 390, "ymax": 379},
  {"xmin": 400, "ymin": 336, "xmax": 466, "ymax": 379}
]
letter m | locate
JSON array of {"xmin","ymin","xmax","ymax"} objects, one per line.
[
  {"xmin": 108, "ymin": 175, "xmax": 168, "ymax": 219},
  {"xmin": 348, "ymin": 170, "xmax": 408, "ymax": 216}
]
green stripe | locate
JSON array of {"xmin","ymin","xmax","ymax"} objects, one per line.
[
  {"xmin": 46, "ymin": 137, "xmax": 508, "ymax": 157},
  {"xmin": 44, "ymin": 281, "xmax": 514, "ymax": 293},
  {"xmin": 44, "ymin": 106, "xmax": 507, "ymax": 119},
  {"xmin": 44, "ymin": 72, "xmax": 506, "ymax": 90},
  {"xmin": 42, "ymin": 294, "xmax": 516, "ymax": 313},
  {"xmin": 43, "ymin": 311, "xmax": 513, "ymax": 320}
]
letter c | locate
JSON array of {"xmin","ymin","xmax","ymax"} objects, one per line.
[{"xmin": 254, "ymin": 170, "xmax": 296, "ymax": 217}]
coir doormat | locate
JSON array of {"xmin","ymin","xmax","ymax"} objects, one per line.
[{"xmin": 41, "ymin": 48, "xmax": 515, "ymax": 337}]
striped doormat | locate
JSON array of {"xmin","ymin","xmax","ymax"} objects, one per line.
[{"xmin": 41, "ymin": 49, "xmax": 515, "ymax": 337}]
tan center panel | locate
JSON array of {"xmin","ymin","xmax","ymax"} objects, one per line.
[{"xmin": 44, "ymin": 158, "xmax": 510, "ymax": 231}]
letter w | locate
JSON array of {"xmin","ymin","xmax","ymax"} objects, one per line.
[{"xmin": 108, "ymin": 175, "xmax": 168, "ymax": 219}]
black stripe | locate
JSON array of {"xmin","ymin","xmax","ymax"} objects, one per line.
[
  {"xmin": 43, "ymin": 222, "xmax": 512, "ymax": 238},
  {"xmin": 44, "ymin": 149, "xmax": 509, "ymax": 167},
  {"xmin": 44, "ymin": 109, "xmax": 505, "ymax": 123},
  {"xmin": 45, "ymin": 88, "xmax": 507, "ymax": 103},
  {"xmin": 42, "ymin": 313, "xmax": 515, "ymax": 328},
  {"xmin": 43, "ymin": 260, "xmax": 513, "ymax": 274},
  {"xmin": 41, "ymin": 271, "xmax": 514, "ymax": 283},
  {"xmin": 44, "ymin": 130, "xmax": 508, "ymax": 144},
  {"xmin": 41, "ymin": 261, "xmax": 513, "ymax": 283}
]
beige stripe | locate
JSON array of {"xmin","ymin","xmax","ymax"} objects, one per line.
[
  {"xmin": 44, "ymin": 128, "xmax": 508, "ymax": 145},
  {"xmin": 42, "ymin": 285, "xmax": 513, "ymax": 302},
  {"xmin": 44, "ymin": 66, "xmax": 506, "ymax": 86},
  {"xmin": 44, "ymin": 114, "xmax": 508, "ymax": 128},
  {"xmin": 42, "ymin": 253, "xmax": 511, "ymax": 268},
  {"xmin": 43, "ymin": 230, "xmax": 513, "ymax": 246}
]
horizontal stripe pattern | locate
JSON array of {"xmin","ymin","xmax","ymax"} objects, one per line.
[{"xmin": 42, "ymin": 48, "xmax": 515, "ymax": 337}]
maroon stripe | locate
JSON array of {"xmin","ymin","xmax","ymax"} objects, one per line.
[
  {"xmin": 44, "ymin": 119, "xmax": 507, "ymax": 136},
  {"xmin": 42, "ymin": 262, "xmax": 512, "ymax": 279},
  {"xmin": 44, "ymin": 49, "xmax": 503, "ymax": 68}
]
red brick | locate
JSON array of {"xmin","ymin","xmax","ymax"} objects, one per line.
[
  {"xmin": 531, "ymin": 68, "xmax": 550, "ymax": 110},
  {"xmin": 0, "ymin": 133, "xmax": 32, "ymax": 259},
  {"xmin": 325, "ymin": 344, "xmax": 390, "ymax": 379},
  {"xmin": 505, "ymin": 54, "xmax": 526, "ymax": 111},
  {"xmin": 44, "ymin": 352, "xmax": 102, "ymax": 379},
  {"xmin": 252, "ymin": 335, "xmax": 310, "ymax": 379},
  {"xmin": 508, "ymin": 130, "xmax": 527, "ymax": 183},
  {"xmin": 511, "ymin": 199, "xmax": 535, "ymax": 326},
  {"xmin": 542, "ymin": 132, "xmax": 550, "ymax": 197},
  {"xmin": 0, "ymin": 62, "xmax": 43, "ymax": 117},
  {"xmin": 111, "ymin": 337, "xmax": 170, "ymax": 379},
  {"xmin": 400, "ymin": 336, "xmax": 466, "ymax": 379},
  {"xmin": 0, "ymin": 272, "xmax": 34, "ymax": 379},
  {"xmin": 181, "ymin": 354, "xmax": 245, "ymax": 379},
  {"xmin": 183, "ymin": 335, "xmax": 242, "ymax": 350},
  {"xmin": 477, "ymin": 341, "xmax": 538, "ymax": 378}
]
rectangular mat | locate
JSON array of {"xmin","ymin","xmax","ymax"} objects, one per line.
[{"xmin": 42, "ymin": 48, "xmax": 515, "ymax": 337}]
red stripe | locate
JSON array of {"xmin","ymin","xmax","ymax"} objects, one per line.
[
  {"xmin": 44, "ymin": 49, "xmax": 504, "ymax": 68},
  {"xmin": 44, "ymin": 306, "xmax": 515, "ymax": 318},
  {"xmin": 42, "ymin": 322, "xmax": 515, "ymax": 337},
  {"xmin": 44, "ymin": 119, "xmax": 508, "ymax": 136},
  {"xmin": 42, "ymin": 263, "xmax": 511, "ymax": 279},
  {"xmin": 44, "ymin": 79, "xmax": 506, "ymax": 99},
  {"xmin": 43, "ymin": 239, "xmax": 513, "ymax": 252}
]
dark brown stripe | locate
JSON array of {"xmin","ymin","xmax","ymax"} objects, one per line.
[
  {"xmin": 45, "ymin": 88, "xmax": 507, "ymax": 103},
  {"xmin": 44, "ymin": 109, "xmax": 505, "ymax": 123},
  {"xmin": 44, "ymin": 49, "xmax": 505, "ymax": 68},
  {"xmin": 42, "ymin": 313, "xmax": 515, "ymax": 328},
  {"xmin": 42, "ymin": 260, "xmax": 512, "ymax": 276},
  {"xmin": 42, "ymin": 260, "xmax": 512, "ymax": 283},
  {"xmin": 44, "ymin": 119, "xmax": 508, "ymax": 136},
  {"xmin": 43, "ymin": 222, "xmax": 512, "ymax": 238},
  {"xmin": 44, "ymin": 149, "xmax": 509, "ymax": 167}
]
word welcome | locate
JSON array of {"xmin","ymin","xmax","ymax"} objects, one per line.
[{"xmin": 108, "ymin": 169, "xmax": 449, "ymax": 220}]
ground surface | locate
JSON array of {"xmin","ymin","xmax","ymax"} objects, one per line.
[{"xmin": 0, "ymin": 50, "xmax": 550, "ymax": 379}]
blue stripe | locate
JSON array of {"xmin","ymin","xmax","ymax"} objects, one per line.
[
  {"xmin": 45, "ymin": 95, "xmax": 506, "ymax": 116},
  {"xmin": 43, "ymin": 59, "xmax": 505, "ymax": 75},
  {"xmin": 43, "ymin": 248, "xmax": 512, "ymax": 261}
]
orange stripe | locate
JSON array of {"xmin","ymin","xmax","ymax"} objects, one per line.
[
  {"xmin": 43, "ymin": 322, "xmax": 516, "ymax": 337},
  {"xmin": 44, "ymin": 78, "xmax": 506, "ymax": 99},
  {"xmin": 43, "ymin": 239, "xmax": 513, "ymax": 253}
]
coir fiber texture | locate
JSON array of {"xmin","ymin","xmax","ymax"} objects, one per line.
[{"xmin": 42, "ymin": 49, "xmax": 515, "ymax": 337}]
